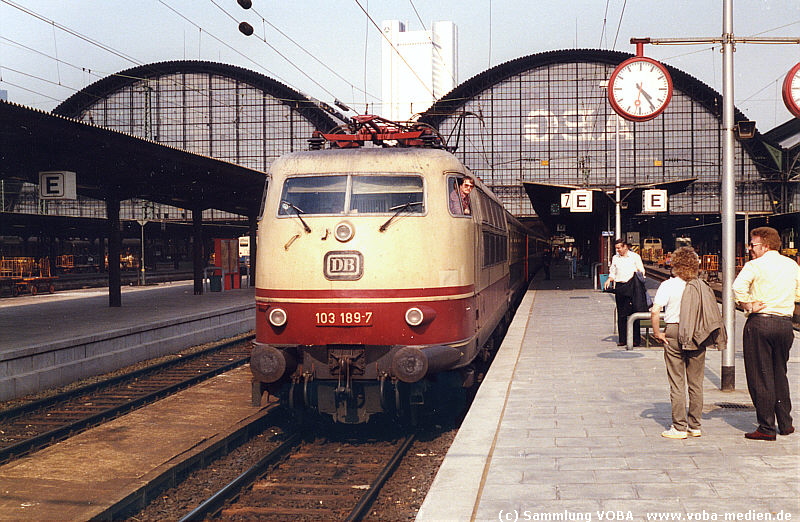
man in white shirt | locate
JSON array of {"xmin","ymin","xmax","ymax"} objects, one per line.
[
  {"xmin": 604, "ymin": 239, "xmax": 645, "ymax": 346},
  {"xmin": 733, "ymin": 226, "xmax": 800, "ymax": 441}
]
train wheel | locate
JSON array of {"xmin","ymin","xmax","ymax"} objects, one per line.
[
  {"xmin": 48, "ymin": 284, "xmax": 56, "ymax": 294},
  {"xmin": 30, "ymin": 285, "xmax": 38, "ymax": 296},
  {"xmin": 11, "ymin": 285, "xmax": 19, "ymax": 297}
]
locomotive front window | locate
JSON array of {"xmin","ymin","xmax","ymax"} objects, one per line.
[
  {"xmin": 350, "ymin": 175, "xmax": 424, "ymax": 214},
  {"xmin": 279, "ymin": 175, "xmax": 347, "ymax": 215},
  {"xmin": 278, "ymin": 174, "xmax": 424, "ymax": 216}
]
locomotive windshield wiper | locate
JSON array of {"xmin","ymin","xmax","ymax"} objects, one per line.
[
  {"xmin": 379, "ymin": 201, "xmax": 422, "ymax": 232},
  {"xmin": 280, "ymin": 200, "xmax": 311, "ymax": 233}
]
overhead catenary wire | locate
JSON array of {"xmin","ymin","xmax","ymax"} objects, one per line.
[
  {"xmin": 1, "ymin": 0, "xmax": 143, "ymax": 65},
  {"xmin": 216, "ymin": 0, "xmax": 380, "ymax": 104},
  {"xmin": 1, "ymin": 0, "xmax": 344, "ymax": 121},
  {"xmin": 611, "ymin": 0, "xmax": 627, "ymax": 50}
]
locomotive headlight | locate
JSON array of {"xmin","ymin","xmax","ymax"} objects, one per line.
[
  {"xmin": 405, "ymin": 306, "xmax": 436, "ymax": 327},
  {"xmin": 334, "ymin": 221, "xmax": 354, "ymax": 242},
  {"xmin": 268, "ymin": 307, "xmax": 287, "ymax": 327}
]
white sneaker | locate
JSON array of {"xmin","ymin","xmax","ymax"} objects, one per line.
[
  {"xmin": 688, "ymin": 428, "xmax": 702, "ymax": 437},
  {"xmin": 662, "ymin": 426, "xmax": 688, "ymax": 439}
]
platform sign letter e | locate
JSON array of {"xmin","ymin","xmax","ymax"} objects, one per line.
[
  {"xmin": 569, "ymin": 189, "xmax": 592, "ymax": 213},
  {"xmin": 39, "ymin": 171, "xmax": 77, "ymax": 199},
  {"xmin": 643, "ymin": 189, "xmax": 668, "ymax": 212}
]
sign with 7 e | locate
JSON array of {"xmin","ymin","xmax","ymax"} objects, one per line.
[{"xmin": 569, "ymin": 189, "xmax": 593, "ymax": 212}]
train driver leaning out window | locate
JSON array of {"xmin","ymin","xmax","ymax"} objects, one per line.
[{"xmin": 449, "ymin": 177, "xmax": 473, "ymax": 216}]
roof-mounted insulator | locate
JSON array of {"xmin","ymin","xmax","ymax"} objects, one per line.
[
  {"xmin": 311, "ymin": 115, "xmax": 446, "ymax": 149},
  {"xmin": 308, "ymin": 132, "xmax": 326, "ymax": 150}
]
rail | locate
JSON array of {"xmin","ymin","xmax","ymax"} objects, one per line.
[
  {"xmin": 0, "ymin": 336, "xmax": 253, "ymax": 464},
  {"xmin": 180, "ymin": 432, "xmax": 417, "ymax": 521},
  {"xmin": 178, "ymin": 432, "xmax": 304, "ymax": 522}
]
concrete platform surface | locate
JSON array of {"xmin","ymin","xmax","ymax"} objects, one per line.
[
  {"xmin": 0, "ymin": 281, "xmax": 253, "ymax": 353},
  {"xmin": 418, "ymin": 273, "xmax": 800, "ymax": 522},
  {"xmin": 0, "ymin": 281, "xmax": 255, "ymax": 400}
]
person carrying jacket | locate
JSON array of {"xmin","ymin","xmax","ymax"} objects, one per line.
[
  {"xmin": 652, "ymin": 247, "xmax": 725, "ymax": 439},
  {"xmin": 604, "ymin": 238, "xmax": 645, "ymax": 346},
  {"xmin": 678, "ymin": 278, "xmax": 727, "ymax": 351}
]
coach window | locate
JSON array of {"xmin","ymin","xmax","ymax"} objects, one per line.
[{"xmin": 448, "ymin": 175, "xmax": 474, "ymax": 217}]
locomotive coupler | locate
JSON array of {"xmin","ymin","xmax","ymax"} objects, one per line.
[{"xmin": 335, "ymin": 356, "xmax": 355, "ymax": 400}]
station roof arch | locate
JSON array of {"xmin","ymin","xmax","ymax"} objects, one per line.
[
  {"xmin": 1, "ymin": 61, "xmax": 341, "ymax": 218},
  {"xmin": 418, "ymin": 48, "xmax": 780, "ymax": 223},
  {"xmin": 1, "ymin": 99, "xmax": 264, "ymax": 216},
  {"xmin": 0, "ymin": 61, "xmax": 339, "ymax": 219},
  {"xmin": 54, "ymin": 60, "xmax": 342, "ymax": 137}
]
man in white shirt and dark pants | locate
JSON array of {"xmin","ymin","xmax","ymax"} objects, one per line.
[
  {"xmin": 604, "ymin": 238, "xmax": 646, "ymax": 347},
  {"xmin": 733, "ymin": 226, "xmax": 800, "ymax": 441}
]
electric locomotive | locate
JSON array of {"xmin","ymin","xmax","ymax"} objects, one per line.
[{"xmin": 251, "ymin": 116, "xmax": 537, "ymax": 423}]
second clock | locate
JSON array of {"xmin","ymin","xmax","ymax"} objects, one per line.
[{"xmin": 608, "ymin": 56, "xmax": 673, "ymax": 122}]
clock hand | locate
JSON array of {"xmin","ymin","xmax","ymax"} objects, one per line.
[{"xmin": 635, "ymin": 82, "xmax": 656, "ymax": 111}]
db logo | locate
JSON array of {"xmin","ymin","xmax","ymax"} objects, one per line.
[{"xmin": 324, "ymin": 251, "xmax": 363, "ymax": 280}]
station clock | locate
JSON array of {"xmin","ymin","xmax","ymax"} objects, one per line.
[
  {"xmin": 782, "ymin": 62, "xmax": 800, "ymax": 119},
  {"xmin": 608, "ymin": 57, "xmax": 673, "ymax": 122}
]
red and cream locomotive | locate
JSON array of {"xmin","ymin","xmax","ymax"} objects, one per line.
[{"xmin": 251, "ymin": 116, "xmax": 540, "ymax": 423}]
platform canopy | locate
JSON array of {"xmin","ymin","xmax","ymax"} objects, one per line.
[
  {"xmin": 0, "ymin": 99, "xmax": 265, "ymax": 216},
  {"xmin": 523, "ymin": 177, "xmax": 697, "ymax": 241}
]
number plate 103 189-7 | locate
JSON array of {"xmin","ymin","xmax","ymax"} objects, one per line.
[{"xmin": 315, "ymin": 310, "xmax": 374, "ymax": 326}]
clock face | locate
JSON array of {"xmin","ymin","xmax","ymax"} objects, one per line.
[
  {"xmin": 782, "ymin": 62, "xmax": 800, "ymax": 119},
  {"xmin": 608, "ymin": 57, "xmax": 673, "ymax": 122}
]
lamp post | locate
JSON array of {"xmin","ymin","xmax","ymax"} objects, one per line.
[
  {"xmin": 136, "ymin": 219, "xmax": 148, "ymax": 285},
  {"xmin": 614, "ymin": 114, "xmax": 621, "ymax": 241},
  {"xmin": 600, "ymin": 80, "xmax": 622, "ymax": 241}
]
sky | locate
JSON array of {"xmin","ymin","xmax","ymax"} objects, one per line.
[{"xmin": 1, "ymin": 0, "xmax": 799, "ymax": 132}]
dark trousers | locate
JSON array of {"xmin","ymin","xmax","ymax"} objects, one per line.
[
  {"xmin": 615, "ymin": 281, "xmax": 641, "ymax": 345},
  {"xmin": 743, "ymin": 314, "xmax": 794, "ymax": 435}
]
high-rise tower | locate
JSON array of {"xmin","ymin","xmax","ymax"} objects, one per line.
[{"xmin": 381, "ymin": 20, "xmax": 457, "ymax": 121}]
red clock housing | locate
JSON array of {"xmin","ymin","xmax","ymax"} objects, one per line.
[{"xmin": 782, "ymin": 62, "xmax": 800, "ymax": 119}]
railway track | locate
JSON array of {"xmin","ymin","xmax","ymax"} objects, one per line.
[
  {"xmin": 0, "ymin": 336, "xmax": 252, "ymax": 464},
  {"xmin": 181, "ymin": 429, "xmax": 416, "ymax": 521}
]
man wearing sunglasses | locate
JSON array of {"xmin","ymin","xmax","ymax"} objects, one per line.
[
  {"xmin": 733, "ymin": 226, "xmax": 800, "ymax": 441},
  {"xmin": 449, "ymin": 177, "xmax": 473, "ymax": 215}
]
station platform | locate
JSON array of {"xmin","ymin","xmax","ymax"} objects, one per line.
[
  {"xmin": 0, "ymin": 281, "xmax": 255, "ymax": 401},
  {"xmin": 418, "ymin": 269, "xmax": 800, "ymax": 521}
]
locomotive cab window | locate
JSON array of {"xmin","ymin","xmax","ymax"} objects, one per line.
[
  {"xmin": 350, "ymin": 175, "xmax": 424, "ymax": 214},
  {"xmin": 447, "ymin": 175, "xmax": 474, "ymax": 217},
  {"xmin": 279, "ymin": 175, "xmax": 347, "ymax": 215},
  {"xmin": 278, "ymin": 174, "xmax": 424, "ymax": 216}
]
